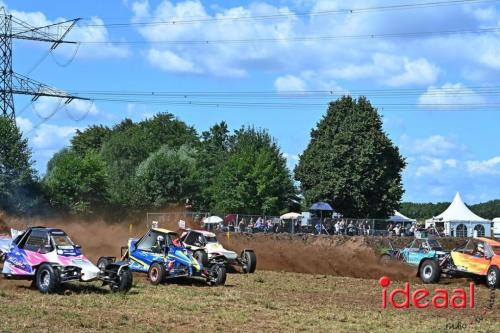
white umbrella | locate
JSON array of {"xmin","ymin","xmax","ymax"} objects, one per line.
[
  {"xmin": 203, "ymin": 216, "xmax": 223, "ymax": 224},
  {"xmin": 280, "ymin": 212, "xmax": 301, "ymax": 220}
]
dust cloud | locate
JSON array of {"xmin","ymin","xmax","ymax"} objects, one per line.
[
  {"xmin": 221, "ymin": 233, "xmax": 415, "ymax": 280},
  {"xmin": 0, "ymin": 212, "xmax": 414, "ymax": 281}
]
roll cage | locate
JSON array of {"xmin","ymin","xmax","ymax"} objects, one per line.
[
  {"xmin": 181, "ymin": 230, "xmax": 217, "ymax": 247},
  {"xmin": 405, "ymin": 238, "xmax": 444, "ymax": 252},
  {"xmin": 133, "ymin": 229, "xmax": 179, "ymax": 254},
  {"xmin": 13, "ymin": 227, "xmax": 78, "ymax": 254},
  {"xmin": 453, "ymin": 239, "xmax": 495, "ymax": 259}
]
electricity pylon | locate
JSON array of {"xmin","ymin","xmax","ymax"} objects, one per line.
[{"xmin": 0, "ymin": 7, "xmax": 88, "ymax": 121}]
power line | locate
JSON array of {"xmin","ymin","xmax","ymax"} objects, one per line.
[
  {"xmin": 79, "ymin": 97, "xmax": 500, "ymax": 111},
  {"xmin": 75, "ymin": 26, "xmax": 500, "ymax": 45},
  {"xmin": 86, "ymin": 0, "xmax": 498, "ymax": 27},
  {"xmin": 65, "ymin": 85, "xmax": 500, "ymax": 97},
  {"xmin": 25, "ymin": 49, "xmax": 51, "ymax": 75},
  {"xmin": 58, "ymin": 85, "xmax": 500, "ymax": 111},
  {"xmin": 50, "ymin": 42, "xmax": 81, "ymax": 67}
]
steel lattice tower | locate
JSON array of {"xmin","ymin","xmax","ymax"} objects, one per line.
[
  {"xmin": 0, "ymin": 11, "xmax": 14, "ymax": 119},
  {"xmin": 0, "ymin": 7, "xmax": 88, "ymax": 121}
]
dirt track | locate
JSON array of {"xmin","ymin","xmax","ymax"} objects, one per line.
[{"xmin": 2, "ymin": 214, "xmax": 498, "ymax": 333}]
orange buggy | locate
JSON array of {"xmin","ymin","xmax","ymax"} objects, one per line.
[
  {"xmin": 449, "ymin": 237, "xmax": 500, "ymax": 288},
  {"xmin": 419, "ymin": 237, "xmax": 500, "ymax": 288}
]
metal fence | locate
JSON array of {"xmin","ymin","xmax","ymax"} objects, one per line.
[
  {"xmin": 311, "ymin": 218, "xmax": 418, "ymax": 236},
  {"xmin": 146, "ymin": 212, "xmax": 211, "ymax": 229},
  {"xmin": 145, "ymin": 212, "xmax": 426, "ymax": 237}
]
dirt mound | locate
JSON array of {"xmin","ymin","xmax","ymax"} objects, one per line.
[
  {"xmin": 220, "ymin": 233, "xmax": 415, "ymax": 280},
  {"xmin": 0, "ymin": 212, "xmax": 10, "ymax": 234},
  {"xmin": 0, "ymin": 221, "xmax": 8, "ymax": 234},
  {"xmin": 363, "ymin": 236, "xmax": 467, "ymax": 252}
]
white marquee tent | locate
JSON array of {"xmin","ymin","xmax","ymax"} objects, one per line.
[
  {"xmin": 493, "ymin": 218, "xmax": 500, "ymax": 238},
  {"xmin": 425, "ymin": 192, "xmax": 491, "ymax": 237},
  {"xmin": 388, "ymin": 210, "xmax": 416, "ymax": 223}
]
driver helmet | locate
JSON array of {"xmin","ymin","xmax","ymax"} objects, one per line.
[
  {"xmin": 157, "ymin": 235, "xmax": 165, "ymax": 244},
  {"xmin": 477, "ymin": 243, "xmax": 484, "ymax": 254}
]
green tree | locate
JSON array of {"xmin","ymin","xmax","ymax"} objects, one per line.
[
  {"xmin": 43, "ymin": 149, "xmax": 108, "ymax": 214},
  {"xmin": 399, "ymin": 202, "xmax": 451, "ymax": 220},
  {"xmin": 212, "ymin": 127, "xmax": 295, "ymax": 215},
  {"xmin": 133, "ymin": 145, "xmax": 198, "ymax": 209},
  {"xmin": 100, "ymin": 113, "xmax": 198, "ymax": 207},
  {"xmin": 472, "ymin": 200, "xmax": 500, "ymax": 220},
  {"xmin": 0, "ymin": 117, "xmax": 39, "ymax": 214},
  {"xmin": 400, "ymin": 200, "xmax": 500, "ymax": 220},
  {"xmin": 295, "ymin": 96, "xmax": 406, "ymax": 218},
  {"xmin": 195, "ymin": 122, "xmax": 230, "ymax": 210},
  {"xmin": 71, "ymin": 125, "xmax": 111, "ymax": 155}
]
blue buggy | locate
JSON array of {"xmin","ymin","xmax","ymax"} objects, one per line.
[
  {"xmin": 98, "ymin": 227, "xmax": 226, "ymax": 286},
  {"xmin": 380, "ymin": 236, "xmax": 449, "ymax": 283}
]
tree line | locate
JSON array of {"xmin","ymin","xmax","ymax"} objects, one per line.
[
  {"xmin": 5, "ymin": 96, "xmax": 494, "ymax": 220},
  {"xmin": 2, "ymin": 113, "xmax": 304, "ymax": 216},
  {"xmin": 41, "ymin": 114, "xmax": 300, "ymax": 216},
  {"xmin": 400, "ymin": 200, "xmax": 500, "ymax": 220}
]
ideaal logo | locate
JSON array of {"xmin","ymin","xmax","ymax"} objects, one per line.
[
  {"xmin": 379, "ymin": 276, "xmax": 496, "ymax": 331},
  {"xmin": 378, "ymin": 276, "xmax": 475, "ymax": 309}
]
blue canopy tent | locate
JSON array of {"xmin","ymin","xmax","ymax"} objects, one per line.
[
  {"xmin": 310, "ymin": 202, "xmax": 333, "ymax": 211},
  {"xmin": 310, "ymin": 202, "xmax": 333, "ymax": 235}
]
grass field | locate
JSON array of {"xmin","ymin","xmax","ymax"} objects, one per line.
[{"xmin": 0, "ymin": 271, "xmax": 498, "ymax": 333}]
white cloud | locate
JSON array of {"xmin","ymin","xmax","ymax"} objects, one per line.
[
  {"xmin": 274, "ymin": 75, "xmax": 306, "ymax": 92},
  {"xmin": 429, "ymin": 186, "xmax": 446, "ymax": 196},
  {"xmin": 404, "ymin": 152, "xmax": 500, "ymax": 202},
  {"xmin": 472, "ymin": 6, "xmax": 497, "ymax": 21},
  {"xmin": 31, "ymin": 124, "xmax": 79, "ymax": 149},
  {"xmin": 126, "ymin": 103, "xmax": 155, "ymax": 120},
  {"xmin": 418, "ymin": 83, "xmax": 486, "ymax": 109},
  {"xmin": 445, "ymin": 159, "xmax": 457, "ymax": 168},
  {"xmin": 313, "ymin": 53, "xmax": 439, "ymax": 87},
  {"xmin": 65, "ymin": 99, "xmax": 100, "ymax": 119},
  {"xmin": 131, "ymin": 1, "xmax": 442, "ymax": 83},
  {"xmin": 479, "ymin": 49, "xmax": 500, "ymax": 70},
  {"xmin": 415, "ymin": 157, "xmax": 444, "ymax": 177},
  {"xmin": 413, "ymin": 135, "xmax": 457, "ymax": 156},
  {"xmin": 146, "ymin": 49, "xmax": 200, "ymax": 73},
  {"xmin": 126, "ymin": 1, "xmax": 500, "ymax": 84},
  {"xmin": 402, "ymin": 135, "xmax": 466, "ymax": 177},
  {"xmin": 16, "ymin": 117, "xmax": 33, "ymax": 133},
  {"xmin": 30, "ymin": 97, "xmax": 100, "ymax": 121},
  {"xmin": 383, "ymin": 57, "xmax": 439, "ymax": 87},
  {"xmin": 280, "ymin": 53, "xmax": 438, "ymax": 89},
  {"xmin": 466, "ymin": 156, "xmax": 500, "ymax": 175},
  {"xmin": 131, "ymin": 0, "xmax": 149, "ymax": 17},
  {"xmin": 283, "ymin": 152, "xmax": 300, "ymax": 169},
  {"xmin": 326, "ymin": 59, "xmax": 388, "ymax": 80},
  {"xmin": 132, "ymin": 0, "xmax": 299, "ymax": 77},
  {"xmin": 64, "ymin": 17, "xmax": 130, "ymax": 58},
  {"xmin": 273, "ymin": 71, "xmax": 347, "ymax": 95}
]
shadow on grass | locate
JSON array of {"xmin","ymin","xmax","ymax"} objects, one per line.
[
  {"xmin": 17, "ymin": 282, "xmax": 141, "ymax": 295},
  {"xmin": 59, "ymin": 283, "xmax": 109, "ymax": 295},
  {"xmin": 159, "ymin": 276, "xmax": 236, "ymax": 288},
  {"xmin": 226, "ymin": 266, "xmax": 245, "ymax": 274}
]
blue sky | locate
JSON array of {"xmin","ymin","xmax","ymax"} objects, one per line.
[{"xmin": 5, "ymin": 0, "xmax": 500, "ymax": 204}]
